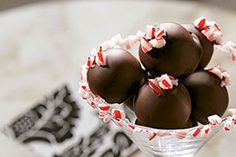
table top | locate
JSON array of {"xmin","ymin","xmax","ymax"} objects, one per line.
[{"xmin": 0, "ymin": 1, "xmax": 236, "ymax": 157}]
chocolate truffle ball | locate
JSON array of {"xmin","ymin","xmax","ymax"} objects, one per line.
[
  {"xmin": 182, "ymin": 24, "xmax": 214, "ymax": 69},
  {"xmin": 183, "ymin": 71, "xmax": 229, "ymax": 124},
  {"xmin": 133, "ymin": 77, "xmax": 192, "ymax": 129},
  {"xmin": 87, "ymin": 48, "xmax": 144, "ymax": 104},
  {"xmin": 139, "ymin": 23, "xmax": 202, "ymax": 78}
]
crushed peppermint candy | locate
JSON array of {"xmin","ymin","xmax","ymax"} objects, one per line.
[
  {"xmin": 202, "ymin": 125, "xmax": 212, "ymax": 136},
  {"xmin": 86, "ymin": 55, "xmax": 96, "ymax": 69},
  {"xmin": 146, "ymin": 130, "xmax": 158, "ymax": 141},
  {"xmin": 208, "ymin": 114, "xmax": 222, "ymax": 126},
  {"xmin": 175, "ymin": 131, "xmax": 187, "ymax": 139},
  {"xmin": 224, "ymin": 118, "xmax": 233, "ymax": 131},
  {"xmin": 140, "ymin": 25, "xmax": 166, "ymax": 53},
  {"xmin": 98, "ymin": 110, "xmax": 112, "ymax": 123},
  {"xmin": 194, "ymin": 17, "xmax": 236, "ymax": 61},
  {"xmin": 232, "ymin": 115, "xmax": 236, "ymax": 125},
  {"xmin": 149, "ymin": 132, "xmax": 157, "ymax": 141},
  {"xmin": 95, "ymin": 46, "xmax": 107, "ymax": 66},
  {"xmin": 194, "ymin": 17, "xmax": 223, "ymax": 44},
  {"xmin": 148, "ymin": 74, "xmax": 178, "ymax": 95},
  {"xmin": 79, "ymin": 83, "xmax": 91, "ymax": 100},
  {"xmin": 207, "ymin": 65, "xmax": 230, "ymax": 87},
  {"xmin": 112, "ymin": 109, "xmax": 126, "ymax": 119},
  {"xmin": 191, "ymin": 128, "xmax": 201, "ymax": 138},
  {"xmin": 98, "ymin": 104, "xmax": 111, "ymax": 111}
]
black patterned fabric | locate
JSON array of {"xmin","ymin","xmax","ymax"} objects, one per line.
[{"xmin": 3, "ymin": 85, "xmax": 137, "ymax": 157}]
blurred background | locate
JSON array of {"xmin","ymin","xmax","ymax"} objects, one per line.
[{"xmin": 0, "ymin": 0, "xmax": 236, "ymax": 157}]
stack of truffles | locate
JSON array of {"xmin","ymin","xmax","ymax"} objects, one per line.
[{"xmin": 84, "ymin": 17, "xmax": 234, "ymax": 129}]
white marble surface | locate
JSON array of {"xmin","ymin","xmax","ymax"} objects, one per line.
[{"xmin": 0, "ymin": 1, "xmax": 236, "ymax": 157}]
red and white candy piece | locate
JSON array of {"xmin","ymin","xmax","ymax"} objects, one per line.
[
  {"xmin": 146, "ymin": 130, "xmax": 158, "ymax": 141},
  {"xmin": 158, "ymin": 74, "xmax": 175, "ymax": 90},
  {"xmin": 148, "ymin": 79, "xmax": 164, "ymax": 96},
  {"xmin": 207, "ymin": 65, "xmax": 230, "ymax": 87},
  {"xmin": 103, "ymin": 114, "xmax": 112, "ymax": 123},
  {"xmin": 98, "ymin": 110, "xmax": 106, "ymax": 118},
  {"xmin": 111, "ymin": 109, "xmax": 126, "ymax": 119},
  {"xmin": 175, "ymin": 130, "xmax": 187, "ymax": 139},
  {"xmin": 191, "ymin": 128, "xmax": 201, "ymax": 138},
  {"xmin": 194, "ymin": 16, "xmax": 207, "ymax": 30},
  {"xmin": 194, "ymin": 17, "xmax": 223, "ymax": 44},
  {"xmin": 202, "ymin": 125, "xmax": 212, "ymax": 136},
  {"xmin": 98, "ymin": 110, "xmax": 112, "ymax": 123},
  {"xmin": 98, "ymin": 104, "xmax": 111, "ymax": 111},
  {"xmin": 149, "ymin": 38, "xmax": 166, "ymax": 49},
  {"xmin": 128, "ymin": 124, "xmax": 136, "ymax": 131},
  {"xmin": 89, "ymin": 101, "xmax": 96, "ymax": 108},
  {"xmin": 145, "ymin": 25, "xmax": 157, "ymax": 39},
  {"xmin": 208, "ymin": 114, "xmax": 222, "ymax": 126},
  {"xmin": 228, "ymin": 110, "xmax": 236, "ymax": 125},
  {"xmin": 232, "ymin": 115, "xmax": 236, "ymax": 125},
  {"xmin": 95, "ymin": 46, "xmax": 107, "ymax": 66},
  {"xmin": 86, "ymin": 97, "xmax": 99, "ymax": 109},
  {"xmin": 148, "ymin": 74, "xmax": 178, "ymax": 96},
  {"xmin": 195, "ymin": 17, "xmax": 236, "ymax": 61},
  {"xmin": 79, "ymin": 83, "xmax": 91, "ymax": 100},
  {"xmin": 224, "ymin": 118, "xmax": 233, "ymax": 131},
  {"xmin": 140, "ymin": 25, "xmax": 166, "ymax": 53},
  {"xmin": 86, "ymin": 55, "xmax": 96, "ymax": 69},
  {"xmin": 141, "ymin": 37, "xmax": 152, "ymax": 53}
]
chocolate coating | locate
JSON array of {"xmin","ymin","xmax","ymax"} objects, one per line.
[
  {"xmin": 139, "ymin": 23, "xmax": 201, "ymax": 78},
  {"xmin": 123, "ymin": 71, "xmax": 148, "ymax": 110},
  {"xmin": 183, "ymin": 71, "xmax": 229, "ymax": 124},
  {"xmin": 134, "ymin": 83, "xmax": 192, "ymax": 129},
  {"xmin": 135, "ymin": 118, "xmax": 196, "ymax": 128},
  {"xmin": 87, "ymin": 48, "xmax": 144, "ymax": 104},
  {"xmin": 124, "ymin": 95, "xmax": 136, "ymax": 110},
  {"xmin": 182, "ymin": 24, "xmax": 214, "ymax": 69}
]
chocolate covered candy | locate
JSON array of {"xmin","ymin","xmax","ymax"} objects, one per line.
[
  {"xmin": 87, "ymin": 48, "xmax": 144, "ymax": 104},
  {"xmin": 183, "ymin": 66, "xmax": 229, "ymax": 124},
  {"xmin": 139, "ymin": 23, "xmax": 201, "ymax": 78},
  {"xmin": 182, "ymin": 24, "xmax": 214, "ymax": 69},
  {"xmin": 134, "ymin": 74, "xmax": 192, "ymax": 129},
  {"xmin": 80, "ymin": 17, "xmax": 235, "ymax": 132}
]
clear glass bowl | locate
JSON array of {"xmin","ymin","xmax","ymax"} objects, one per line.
[{"xmin": 114, "ymin": 119, "xmax": 224, "ymax": 157}]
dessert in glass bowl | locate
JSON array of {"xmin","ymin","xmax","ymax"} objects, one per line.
[{"xmin": 79, "ymin": 17, "xmax": 236, "ymax": 157}]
